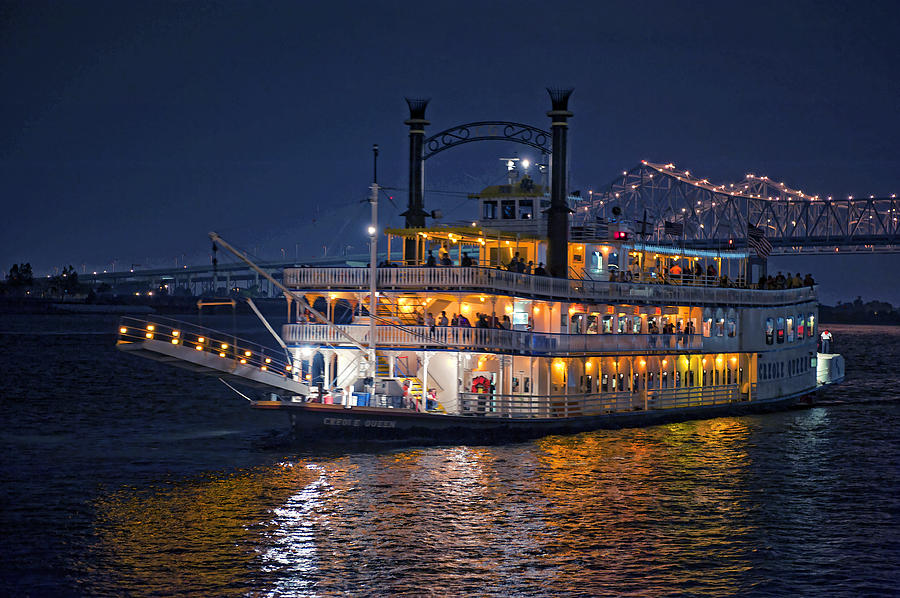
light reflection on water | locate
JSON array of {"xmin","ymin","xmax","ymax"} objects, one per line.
[{"xmin": 85, "ymin": 411, "xmax": 900, "ymax": 597}]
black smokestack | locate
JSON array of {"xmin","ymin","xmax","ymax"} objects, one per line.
[{"xmin": 546, "ymin": 88, "xmax": 573, "ymax": 278}]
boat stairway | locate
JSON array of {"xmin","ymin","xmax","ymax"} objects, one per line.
[
  {"xmin": 115, "ymin": 316, "xmax": 309, "ymax": 396},
  {"xmin": 376, "ymin": 295, "xmax": 431, "ymax": 326},
  {"xmin": 374, "ymin": 352, "xmax": 425, "ymax": 398}
]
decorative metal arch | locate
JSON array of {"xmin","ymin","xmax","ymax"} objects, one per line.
[{"xmin": 423, "ymin": 121, "xmax": 551, "ymax": 160}]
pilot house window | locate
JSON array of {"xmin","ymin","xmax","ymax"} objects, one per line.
[
  {"xmin": 519, "ymin": 200, "xmax": 533, "ymax": 220},
  {"xmin": 482, "ymin": 201, "xmax": 497, "ymax": 220}
]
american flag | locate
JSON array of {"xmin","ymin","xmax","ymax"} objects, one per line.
[
  {"xmin": 664, "ymin": 220, "xmax": 683, "ymax": 236},
  {"xmin": 748, "ymin": 223, "xmax": 773, "ymax": 258}
]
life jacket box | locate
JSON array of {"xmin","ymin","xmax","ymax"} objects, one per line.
[{"xmin": 355, "ymin": 392, "xmax": 370, "ymax": 407}]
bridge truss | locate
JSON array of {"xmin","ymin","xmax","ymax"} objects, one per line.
[{"xmin": 575, "ymin": 161, "xmax": 900, "ymax": 254}]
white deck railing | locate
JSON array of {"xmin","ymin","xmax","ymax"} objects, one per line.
[
  {"xmin": 283, "ymin": 266, "xmax": 816, "ymax": 307},
  {"xmin": 282, "ymin": 323, "xmax": 704, "ymax": 353},
  {"xmin": 457, "ymin": 383, "xmax": 749, "ymax": 418}
]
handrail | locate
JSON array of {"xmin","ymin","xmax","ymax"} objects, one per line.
[
  {"xmin": 457, "ymin": 382, "xmax": 751, "ymax": 418},
  {"xmin": 283, "ymin": 266, "xmax": 817, "ymax": 307},
  {"xmin": 283, "ymin": 323, "xmax": 704, "ymax": 353},
  {"xmin": 118, "ymin": 315, "xmax": 296, "ymax": 378}
]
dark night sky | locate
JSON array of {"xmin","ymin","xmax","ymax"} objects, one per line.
[{"xmin": 2, "ymin": 0, "xmax": 899, "ymax": 304}]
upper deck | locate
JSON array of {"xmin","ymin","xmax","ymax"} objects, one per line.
[{"xmin": 284, "ymin": 266, "xmax": 817, "ymax": 308}]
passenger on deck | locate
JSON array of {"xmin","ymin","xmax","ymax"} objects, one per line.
[
  {"xmin": 438, "ymin": 311, "xmax": 449, "ymax": 326},
  {"xmin": 792, "ymin": 272, "xmax": 803, "ymax": 288},
  {"xmin": 507, "ymin": 253, "xmax": 520, "ymax": 271},
  {"xmin": 525, "ymin": 261, "xmax": 534, "ymax": 274},
  {"xmin": 670, "ymin": 262, "xmax": 682, "ymax": 276},
  {"xmin": 425, "ymin": 312, "xmax": 435, "ymax": 335},
  {"xmin": 457, "ymin": 313, "xmax": 471, "ymax": 327},
  {"xmin": 440, "ymin": 252, "xmax": 452, "ymax": 266},
  {"xmin": 426, "ymin": 251, "xmax": 436, "ymax": 267},
  {"xmin": 804, "ymin": 273, "xmax": 815, "ymax": 287},
  {"xmin": 461, "ymin": 253, "xmax": 473, "ymax": 267},
  {"xmin": 534, "ymin": 262, "xmax": 548, "ymax": 276},
  {"xmin": 451, "ymin": 313, "xmax": 459, "ymax": 326},
  {"xmin": 501, "ymin": 314, "xmax": 511, "ymax": 329},
  {"xmin": 775, "ymin": 272, "xmax": 786, "ymax": 288}
]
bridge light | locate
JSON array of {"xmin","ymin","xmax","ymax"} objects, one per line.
[
  {"xmin": 522, "ymin": 159, "xmax": 530, "ymax": 169},
  {"xmin": 367, "ymin": 225, "xmax": 376, "ymax": 236}
]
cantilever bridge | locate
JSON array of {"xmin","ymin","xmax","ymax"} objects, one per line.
[{"xmin": 575, "ymin": 161, "xmax": 900, "ymax": 254}]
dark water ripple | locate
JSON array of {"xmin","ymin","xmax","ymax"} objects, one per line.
[{"xmin": 1, "ymin": 316, "xmax": 898, "ymax": 596}]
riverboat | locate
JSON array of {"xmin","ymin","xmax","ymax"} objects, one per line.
[{"xmin": 116, "ymin": 162, "xmax": 845, "ymax": 443}]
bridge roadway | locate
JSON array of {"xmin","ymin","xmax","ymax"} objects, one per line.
[{"xmin": 88, "ymin": 252, "xmax": 396, "ymax": 296}]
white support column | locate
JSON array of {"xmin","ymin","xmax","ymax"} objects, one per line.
[
  {"xmin": 322, "ymin": 349, "xmax": 333, "ymax": 390},
  {"xmin": 421, "ymin": 351, "xmax": 431, "ymax": 412},
  {"xmin": 389, "ymin": 353, "xmax": 396, "ymax": 378}
]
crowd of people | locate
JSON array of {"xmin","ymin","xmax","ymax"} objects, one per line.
[
  {"xmin": 382, "ymin": 249, "xmax": 817, "ymax": 292},
  {"xmin": 419, "ymin": 250, "xmax": 550, "ymax": 275},
  {"xmin": 414, "ymin": 308, "xmax": 513, "ymax": 331},
  {"xmin": 758, "ymin": 271, "xmax": 816, "ymax": 290}
]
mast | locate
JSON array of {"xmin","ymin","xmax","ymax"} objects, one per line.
[
  {"xmin": 208, "ymin": 232, "xmax": 370, "ymax": 354},
  {"xmin": 367, "ymin": 144, "xmax": 379, "ymax": 393}
]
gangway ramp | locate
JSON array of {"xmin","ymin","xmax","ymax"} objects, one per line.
[{"xmin": 116, "ymin": 316, "xmax": 308, "ymax": 396}]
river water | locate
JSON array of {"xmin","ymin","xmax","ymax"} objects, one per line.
[{"xmin": 1, "ymin": 315, "xmax": 897, "ymax": 596}]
